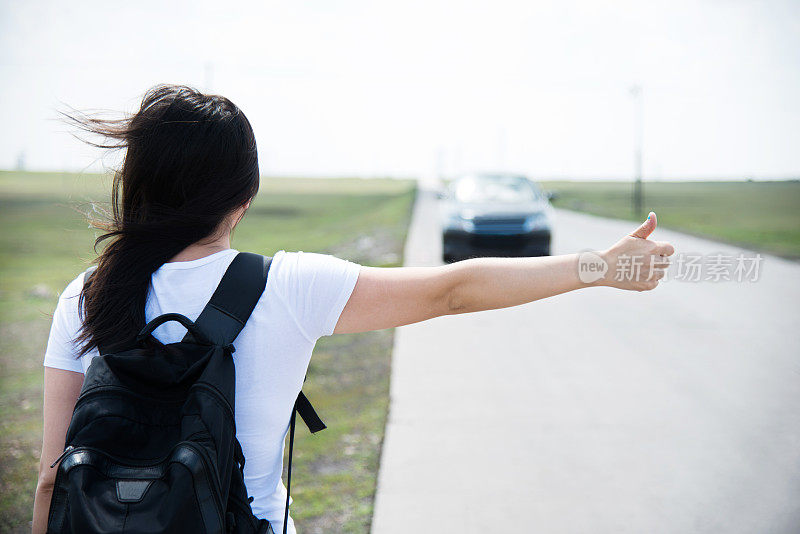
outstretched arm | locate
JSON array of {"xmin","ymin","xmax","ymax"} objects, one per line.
[{"xmin": 334, "ymin": 212, "xmax": 674, "ymax": 334}]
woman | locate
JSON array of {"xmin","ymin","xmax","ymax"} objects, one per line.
[{"xmin": 32, "ymin": 84, "xmax": 673, "ymax": 533}]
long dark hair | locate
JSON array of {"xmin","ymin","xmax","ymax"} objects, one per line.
[{"xmin": 61, "ymin": 84, "xmax": 260, "ymax": 355}]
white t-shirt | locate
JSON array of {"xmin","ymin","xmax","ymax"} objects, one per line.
[{"xmin": 43, "ymin": 248, "xmax": 362, "ymax": 534}]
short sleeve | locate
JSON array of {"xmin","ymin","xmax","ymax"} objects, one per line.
[
  {"xmin": 43, "ymin": 272, "xmax": 88, "ymax": 374},
  {"xmin": 273, "ymin": 251, "xmax": 361, "ymax": 342}
]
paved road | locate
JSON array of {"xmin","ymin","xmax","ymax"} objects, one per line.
[{"xmin": 371, "ymin": 189, "xmax": 800, "ymax": 534}]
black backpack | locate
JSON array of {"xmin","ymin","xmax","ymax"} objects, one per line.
[{"xmin": 47, "ymin": 252, "xmax": 326, "ymax": 534}]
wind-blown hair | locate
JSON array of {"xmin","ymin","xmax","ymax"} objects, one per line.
[{"xmin": 60, "ymin": 84, "xmax": 260, "ymax": 355}]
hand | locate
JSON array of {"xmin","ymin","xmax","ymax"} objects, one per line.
[{"xmin": 597, "ymin": 212, "xmax": 675, "ymax": 291}]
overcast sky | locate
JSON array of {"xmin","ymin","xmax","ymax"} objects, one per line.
[{"xmin": 1, "ymin": 0, "xmax": 798, "ymax": 180}]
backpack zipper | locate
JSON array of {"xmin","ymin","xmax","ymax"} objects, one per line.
[
  {"xmin": 75, "ymin": 384, "xmax": 185, "ymax": 408},
  {"xmin": 75, "ymin": 383, "xmax": 234, "ymax": 420},
  {"xmin": 50, "ymin": 445, "xmax": 170, "ymax": 469},
  {"xmin": 50, "ymin": 445, "xmax": 75, "ymax": 468},
  {"xmin": 190, "ymin": 383, "xmax": 235, "ymax": 419}
]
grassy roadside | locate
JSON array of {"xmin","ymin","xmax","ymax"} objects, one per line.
[
  {"xmin": 0, "ymin": 170, "xmax": 416, "ymax": 533},
  {"xmin": 540, "ymin": 180, "xmax": 800, "ymax": 259}
]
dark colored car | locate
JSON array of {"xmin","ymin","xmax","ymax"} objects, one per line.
[{"xmin": 440, "ymin": 173, "xmax": 553, "ymax": 263}]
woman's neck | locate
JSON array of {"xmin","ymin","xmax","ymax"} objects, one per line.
[
  {"xmin": 169, "ymin": 208, "xmax": 245, "ymax": 263},
  {"xmin": 168, "ymin": 233, "xmax": 232, "ymax": 263}
]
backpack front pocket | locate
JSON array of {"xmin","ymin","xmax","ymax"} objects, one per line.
[{"xmin": 48, "ymin": 444, "xmax": 227, "ymax": 534}]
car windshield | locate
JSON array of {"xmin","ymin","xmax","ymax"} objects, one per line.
[{"xmin": 452, "ymin": 175, "xmax": 541, "ymax": 203}]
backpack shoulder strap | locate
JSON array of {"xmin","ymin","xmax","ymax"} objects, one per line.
[
  {"xmin": 187, "ymin": 252, "xmax": 325, "ymax": 534},
  {"xmin": 82, "ymin": 256, "xmax": 270, "ymax": 354},
  {"xmin": 183, "ymin": 252, "xmax": 271, "ymax": 346},
  {"xmin": 182, "ymin": 252, "xmax": 326, "ymax": 431}
]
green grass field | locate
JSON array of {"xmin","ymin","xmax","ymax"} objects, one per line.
[
  {"xmin": 0, "ymin": 170, "xmax": 416, "ymax": 533},
  {"xmin": 540, "ymin": 180, "xmax": 800, "ymax": 259}
]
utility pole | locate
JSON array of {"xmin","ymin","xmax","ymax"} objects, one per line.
[
  {"xmin": 629, "ymin": 84, "xmax": 644, "ymax": 218},
  {"xmin": 15, "ymin": 150, "xmax": 26, "ymax": 171}
]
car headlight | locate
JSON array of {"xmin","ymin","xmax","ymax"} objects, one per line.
[
  {"xmin": 460, "ymin": 219, "xmax": 475, "ymax": 232},
  {"xmin": 443, "ymin": 212, "xmax": 475, "ymax": 232},
  {"xmin": 454, "ymin": 218, "xmax": 475, "ymax": 232},
  {"xmin": 523, "ymin": 213, "xmax": 548, "ymax": 231}
]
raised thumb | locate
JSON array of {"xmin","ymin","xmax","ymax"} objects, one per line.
[{"xmin": 630, "ymin": 211, "xmax": 657, "ymax": 239}]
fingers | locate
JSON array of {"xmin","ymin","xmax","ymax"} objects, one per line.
[
  {"xmin": 643, "ymin": 254, "xmax": 670, "ymax": 287},
  {"xmin": 649, "ymin": 267, "xmax": 667, "ymax": 281},
  {"xmin": 653, "ymin": 240, "xmax": 675, "ymax": 256},
  {"xmin": 634, "ymin": 268, "xmax": 666, "ymax": 291},
  {"xmin": 652, "ymin": 257, "xmax": 671, "ymax": 269},
  {"xmin": 650, "ymin": 250, "xmax": 671, "ymax": 268},
  {"xmin": 622, "ymin": 239, "xmax": 674, "ymax": 265},
  {"xmin": 645, "ymin": 281, "xmax": 659, "ymax": 291},
  {"xmin": 608, "ymin": 213, "xmax": 675, "ymax": 292},
  {"xmin": 630, "ymin": 211, "xmax": 657, "ymax": 239}
]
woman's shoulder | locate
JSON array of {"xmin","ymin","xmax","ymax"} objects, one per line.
[
  {"xmin": 268, "ymin": 250, "xmax": 360, "ymax": 288},
  {"xmin": 59, "ymin": 269, "xmax": 91, "ymax": 303},
  {"xmin": 272, "ymin": 249, "xmax": 356, "ymax": 268},
  {"xmin": 259, "ymin": 250, "xmax": 360, "ymax": 341}
]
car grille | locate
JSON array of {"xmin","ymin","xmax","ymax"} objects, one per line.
[
  {"xmin": 470, "ymin": 234, "xmax": 528, "ymax": 249},
  {"xmin": 471, "ymin": 216, "xmax": 527, "ymax": 235}
]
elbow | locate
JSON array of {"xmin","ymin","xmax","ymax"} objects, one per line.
[
  {"xmin": 445, "ymin": 289, "xmax": 468, "ymax": 314},
  {"xmin": 33, "ymin": 472, "xmax": 56, "ymax": 534},
  {"xmin": 442, "ymin": 270, "xmax": 469, "ymax": 315},
  {"xmin": 439, "ymin": 262, "xmax": 471, "ymax": 315},
  {"xmin": 36, "ymin": 476, "xmax": 55, "ymax": 495},
  {"xmin": 36, "ymin": 464, "xmax": 57, "ymax": 493}
]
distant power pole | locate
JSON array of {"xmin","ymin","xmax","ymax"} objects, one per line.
[
  {"xmin": 629, "ymin": 84, "xmax": 644, "ymax": 218},
  {"xmin": 15, "ymin": 150, "xmax": 26, "ymax": 171}
]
